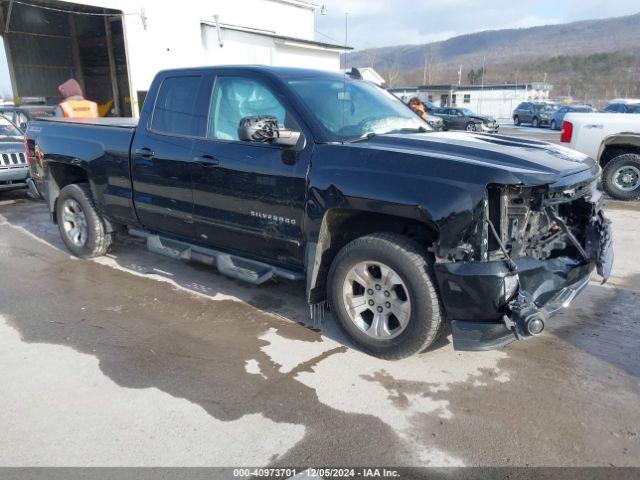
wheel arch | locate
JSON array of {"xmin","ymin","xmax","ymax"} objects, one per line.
[
  {"xmin": 45, "ymin": 162, "xmax": 117, "ymax": 234},
  {"xmin": 597, "ymin": 133, "xmax": 640, "ymax": 167},
  {"xmin": 305, "ymin": 208, "xmax": 439, "ymax": 304},
  {"xmin": 46, "ymin": 161, "xmax": 91, "ymax": 221}
]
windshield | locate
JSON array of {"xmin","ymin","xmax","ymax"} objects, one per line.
[
  {"xmin": 572, "ymin": 107, "xmax": 594, "ymax": 113},
  {"xmin": 535, "ymin": 104, "xmax": 557, "ymax": 112},
  {"xmin": 460, "ymin": 108, "xmax": 476, "ymax": 116},
  {"xmin": 287, "ymin": 78, "xmax": 430, "ymax": 142},
  {"xmin": 0, "ymin": 116, "xmax": 22, "ymax": 138}
]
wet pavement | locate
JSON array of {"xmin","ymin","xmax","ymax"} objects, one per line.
[{"xmin": 0, "ymin": 191, "xmax": 638, "ymax": 467}]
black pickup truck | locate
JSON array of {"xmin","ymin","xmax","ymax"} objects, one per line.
[{"xmin": 25, "ymin": 66, "xmax": 613, "ymax": 359}]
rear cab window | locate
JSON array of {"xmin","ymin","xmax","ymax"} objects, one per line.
[{"xmin": 150, "ymin": 75, "xmax": 206, "ymax": 137}]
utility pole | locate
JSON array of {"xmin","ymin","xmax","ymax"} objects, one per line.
[
  {"xmin": 458, "ymin": 65, "xmax": 462, "ymax": 86},
  {"xmin": 423, "ymin": 49, "xmax": 429, "ymax": 86}
]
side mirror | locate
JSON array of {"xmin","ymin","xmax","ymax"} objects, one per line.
[{"xmin": 238, "ymin": 115, "xmax": 302, "ymax": 148}]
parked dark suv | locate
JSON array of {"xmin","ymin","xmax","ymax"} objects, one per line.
[
  {"xmin": 601, "ymin": 102, "xmax": 640, "ymax": 114},
  {"xmin": 513, "ymin": 102, "xmax": 558, "ymax": 128}
]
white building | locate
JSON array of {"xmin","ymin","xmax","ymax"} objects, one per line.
[
  {"xmin": 390, "ymin": 83, "xmax": 554, "ymax": 121},
  {"xmin": 0, "ymin": 0, "xmax": 347, "ymax": 116}
]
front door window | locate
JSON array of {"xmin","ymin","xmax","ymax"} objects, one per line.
[{"xmin": 208, "ymin": 76, "xmax": 286, "ymax": 141}]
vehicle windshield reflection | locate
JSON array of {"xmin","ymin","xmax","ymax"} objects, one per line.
[
  {"xmin": 0, "ymin": 117, "xmax": 23, "ymax": 138},
  {"xmin": 287, "ymin": 77, "xmax": 431, "ymax": 142}
]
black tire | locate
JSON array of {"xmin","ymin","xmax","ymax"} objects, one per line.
[
  {"xmin": 602, "ymin": 154, "xmax": 640, "ymax": 201},
  {"xmin": 550, "ymin": 120, "xmax": 557, "ymax": 130},
  {"xmin": 532, "ymin": 117, "xmax": 540, "ymax": 128},
  {"xmin": 328, "ymin": 233, "xmax": 443, "ymax": 359},
  {"xmin": 56, "ymin": 183, "xmax": 113, "ymax": 258},
  {"xmin": 513, "ymin": 116, "xmax": 520, "ymax": 126}
]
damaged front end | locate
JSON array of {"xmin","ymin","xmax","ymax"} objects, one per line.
[{"xmin": 434, "ymin": 170, "xmax": 614, "ymax": 351}]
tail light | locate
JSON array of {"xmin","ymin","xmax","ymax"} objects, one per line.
[
  {"xmin": 560, "ymin": 121, "xmax": 573, "ymax": 143},
  {"xmin": 24, "ymin": 135, "xmax": 33, "ymax": 165}
]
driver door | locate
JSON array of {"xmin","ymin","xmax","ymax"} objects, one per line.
[
  {"xmin": 452, "ymin": 109, "xmax": 466, "ymax": 129},
  {"xmin": 190, "ymin": 73, "xmax": 311, "ymax": 267}
]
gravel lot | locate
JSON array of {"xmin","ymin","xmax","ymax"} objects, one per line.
[{"xmin": 0, "ymin": 130, "xmax": 638, "ymax": 468}]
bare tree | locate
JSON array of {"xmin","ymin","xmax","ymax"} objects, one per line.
[{"xmin": 382, "ymin": 60, "xmax": 403, "ymax": 88}]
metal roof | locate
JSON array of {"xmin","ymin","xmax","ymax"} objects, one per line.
[
  {"xmin": 390, "ymin": 83, "xmax": 554, "ymax": 92},
  {"xmin": 203, "ymin": 21, "xmax": 352, "ymax": 51}
]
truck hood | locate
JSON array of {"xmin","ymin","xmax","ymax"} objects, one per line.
[
  {"xmin": 350, "ymin": 131, "xmax": 596, "ymax": 182},
  {"xmin": 0, "ymin": 137, "xmax": 26, "ymax": 151}
]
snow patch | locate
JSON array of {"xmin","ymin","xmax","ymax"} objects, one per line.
[
  {"xmin": 92, "ymin": 255, "xmax": 240, "ymax": 303},
  {"xmin": 259, "ymin": 327, "xmax": 336, "ymax": 374},
  {"xmin": 0, "ymin": 316, "xmax": 305, "ymax": 466},
  {"xmin": 259, "ymin": 328, "xmax": 511, "ymax": 466},
  {"xmin": 245, "ymin": 359, "xmax": 267, "ymax": 379}
]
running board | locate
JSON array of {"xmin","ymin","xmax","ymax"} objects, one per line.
[{"xmin": 128, "ymin": 228, "xmax": 304, "ymax": 285}]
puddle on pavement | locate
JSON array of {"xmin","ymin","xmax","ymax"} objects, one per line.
[{"xmin": 3, "ymin": 201, "xmax": 638, "ymax": 466}]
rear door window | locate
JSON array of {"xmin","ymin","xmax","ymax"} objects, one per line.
[{"xmin": 151, "ymin": 75, "xmax": 205, "ymax": 137}]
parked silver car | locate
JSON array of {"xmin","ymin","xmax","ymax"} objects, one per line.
[{"xmin": 0, "ymin": 116, "xmax": 30, "ymax": 193}]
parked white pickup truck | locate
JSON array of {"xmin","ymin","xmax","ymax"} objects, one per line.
[{"xmin": 562, "ymin": 113, "xmax": 640, "ymax": 200}]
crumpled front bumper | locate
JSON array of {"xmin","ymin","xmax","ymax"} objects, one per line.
[
  {"xmin": 433, "ymin": 209, "xmax": 614, "ymax": 351},
  {"xmin": 480, "ymin": 123, "xmax": 499, "ymax": 133}
]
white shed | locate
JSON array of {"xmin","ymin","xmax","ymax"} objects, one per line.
[
  {"xmin": 0, "ymin": 0, "xmax": 347, "ymax": 116},
  {"xmin": 390, "ymin": 83, "xmax": 554, "ymax": 122}
]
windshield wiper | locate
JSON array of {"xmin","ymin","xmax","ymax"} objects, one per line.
[
  {"xmin": 346, "ymin": 126, "xmax": 428, "ymax": 144},
  {"xmin": 346, "ymin": 132, "xmax": 377, "ymax": 143}
]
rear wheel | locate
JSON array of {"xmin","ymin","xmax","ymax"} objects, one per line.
[
  {"xmin": 602, "ymin": 154, "xmax": 640, "ymax": 200},
  {"xmin": 328, "ymin": 233, "xmax": 443, "ymax": 359},
  {"xmin": 513, "ymin": 116, "xmax": 520, "ymax": 126},
  {"xmin": 56, "ymin": 183, "xmax": 113, "ymax": 258}
]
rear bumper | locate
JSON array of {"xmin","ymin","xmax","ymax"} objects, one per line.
[{"xmin": 434, "ymin": 211, "xmax": 613, "ymax": 351}]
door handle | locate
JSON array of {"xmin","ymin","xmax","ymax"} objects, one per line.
[
  {"xmin": 194, "ymin": 155, "xmax": 220, "ymax": 167},
  {"xmin": 134, "ymin": 147, "xmax": 154, "ymax": 158}
]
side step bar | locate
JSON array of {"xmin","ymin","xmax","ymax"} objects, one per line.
[{"xmin": 128, "ymin": 228, "xmax": 304, "ymax": 285}]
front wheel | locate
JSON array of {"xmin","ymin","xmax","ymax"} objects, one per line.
[
  {"xmin": 466, "ymin": 122, "xmax": 477, "ymax": 132},
  {"xmin": 513, "ymin": 116, "xmax": 520, "ymax": 126},
  {"xmin": 550, "ymin": 120, "xmax": 557, "ymax": 130},
  {"xmin": 328, "ymin": 233, "xmax": 443, "ymax": 359},
  {"xmin": 532, "ymin": 117, "xmax": 540, "ymax": 128},
  {"xmin": 602, "ymin": 154, "xmax": 640, "ymax": 200},
  {"xmin": 56, "ymin": 183, "xmax": 113, "ymax": 258}
]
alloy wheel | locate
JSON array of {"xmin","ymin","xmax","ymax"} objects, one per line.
[
  {"xmin": 342, "ymin": 261, "xmax": 411, "ymax": 340},
  {"xmin": 61, "ymin": 199, "xmax": 88, "ymax": 247}
]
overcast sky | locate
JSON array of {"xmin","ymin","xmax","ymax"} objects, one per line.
[{"xmin": 314, "ymin": 0, "xmax": 640, "ymax": 50}]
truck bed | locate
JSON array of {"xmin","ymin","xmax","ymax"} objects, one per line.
[
  {"xmin": 27, "ymin": 116, "xmax": 139, "ymax": 226},
  {"xmin": 34, "ymin": 117, "xmax": 138, "ymax": 129}
]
